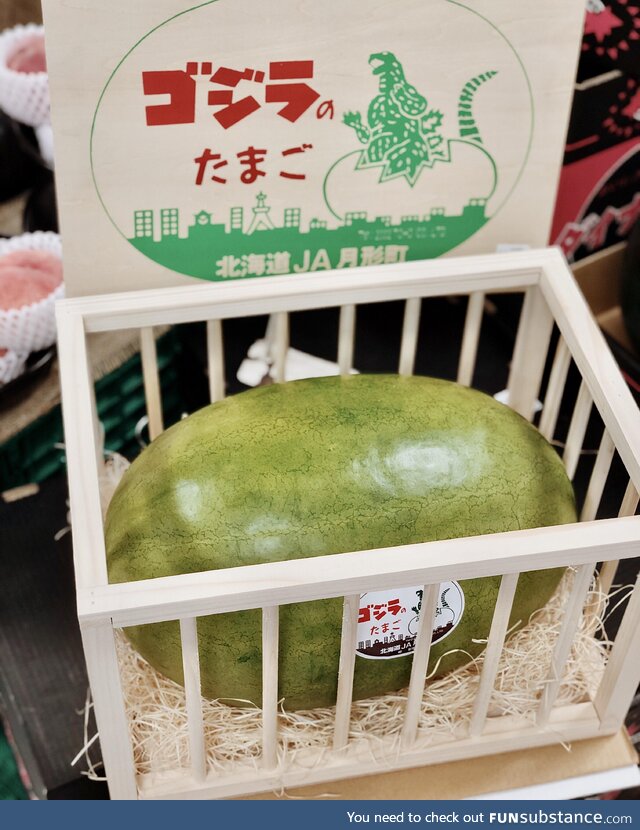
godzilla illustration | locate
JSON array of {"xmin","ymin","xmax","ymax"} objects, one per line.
[
  {"xmin": 343, "ymin": 51, "xmax": 497, "ymax": 185},
  {"xmin": 439, "ymin": 587, "xmax": 455, "ymax": 623}
]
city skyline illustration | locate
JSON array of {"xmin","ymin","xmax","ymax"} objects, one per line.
[{"xmin": 129, "ymin": 191, "xmax": 488, "ymax": 280}]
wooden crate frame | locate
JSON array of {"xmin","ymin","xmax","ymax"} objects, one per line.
[{"xmin": 56, "ymin": 247, "xmax": 640, "ymax": 800}]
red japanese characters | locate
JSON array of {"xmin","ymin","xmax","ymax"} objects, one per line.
[
  {"xmin": 143, "ymin": 60, "xmax": 330, "ymax": 128},
  {"xmin": 194, "ymin": 144, "xmax": 314, "ymax": 185}
]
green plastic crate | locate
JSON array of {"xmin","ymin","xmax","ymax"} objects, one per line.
[{"xmin": 0, "ymin": 330, "xmax": 183, "ymax": 491}]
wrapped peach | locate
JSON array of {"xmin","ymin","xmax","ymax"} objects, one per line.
[
  {"xmin": 0, "ymin": 25, "xmax": 49, "ymax": 127},
  {"xmin": 0, "ymin": 232, "xmax": 63, "ymax": 352}
]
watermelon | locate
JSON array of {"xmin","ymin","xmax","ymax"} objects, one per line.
[{"xmin": 106, "ymin": 374, "xmax": 576, "ymax": 710}]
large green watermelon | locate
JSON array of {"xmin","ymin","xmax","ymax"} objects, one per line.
[{"xmin": 106, "ymin": 374, "xmax": 576, "ymax": 710}]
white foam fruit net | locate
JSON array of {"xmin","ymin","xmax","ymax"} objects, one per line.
[
  {"xmin": 0, "ymin": 24, "xmax": 49, "ymax": 127},
  {"xmin": 0, "ymin": 347, "xmax": 28, "ymax": 384},
  {"xmin": 35, "ymin": 120, "xmax": 54, "ymax": 168},
  {"xmin": 93, "ymin": 455, "xmax": 614, "ymax": 785},
  {"xmin": 0, "ymin": 231, "xmax": 64, "ymax": 353}
]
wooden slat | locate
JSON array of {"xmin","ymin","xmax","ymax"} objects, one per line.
[
  {"xmin": 469, "ymin": 573, "xmax": 520, "ymax": 737},
  {"xmin": 599, "ymin": 481, "xmax": 640, "ymax": 595},
  {"xmin": 540, "ymin": 250, "xmax": 640, "ymax": 493},
  {"xmin": 81, "ymin": 624, "xmax": 138, "ymax": 799},
  {"xmin": 84, "ymin": 336, "xmax": 105, "ymax": 472},
  {"xmin": 537, "ymin": 563, "xmax": 595, "ymax": 727},
  {"xmin": 401, "ymin": 584, "xmax": 439, "ymax": 748},
  {"xmin": 598, "ymin": 561, "xmax": 618, "ymax": 600},
  {"xmin": 595, "ymin": 572, "xmax": 640, "ymax": 732},
  {"xmin": 57, "ymin": 313, "xmax": 136, "ymax": 799},
  {"xmin": 78, "ymin": 515, "xmax": 640, "ymax": 627},
  {"xmin": 206, "ymin": 319, "xmax": 225, "ymax": 402},
  {"xmin": 140, "ymin": 326, "xmax": 163, "ymax": 440},
  {"xmin": 56, "ymin": 311, "xmax": 108, "ymax": 589},
  {"xmin": 506, "ymin": 286, "xmax": 555, "ymax": 420},
  {"xmin": 89, "ymin": 382, "xmax": 105, "ymax": 472},
  {"xmin": 457, "ymin": 291, "xmax": 484, "ymax": 386},
  {"xmin": 64, "ymin": 250, "xmax": 542, "ymax": 334},
  {"xmin": 262, "ymin": 606, "xmax": 279, "ymax": 770},
  {"xmin": 563, "ymin": 381, "xmax": 592, "ymax": 480},
  {"xmin": 272, "ymin": 312, "xmax": 289, "ymax": 383},
  {"xmin": 338, "ymin": 304, "xmax": 356, "ymax": 376},
  {"xmin": 333, "ymin": 594, "xmax": 360, "ymax": 751},
  {"xmin": 580, "ymin": 431, "xmax": 616, "ymax": 522},
  {"xmin": 538, "ymin": 338, "xmax": 571, "ymax": 440},
  {"xmin": 619, "ymin": 479, "xmax": 640, "ymax": 518},
  {"xmin": 138, "ymin": 702, "xmax": 602, "ymax": 800},
  {"xmin": 180, "ymin": 617, "xmax": 207, "ymax": 782},
  {"xmin": 398, "ymin": 297, "xmax": 422, "ymax": 376}
]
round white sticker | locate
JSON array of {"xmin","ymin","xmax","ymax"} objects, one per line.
[{"xmin": 356, "ymin": 582, "xmax": 465, "ymax": 660}]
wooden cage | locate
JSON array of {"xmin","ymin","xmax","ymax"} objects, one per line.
[{"xmin": 56, "ymin": 247, "xmax": 640, "ymax": 800}]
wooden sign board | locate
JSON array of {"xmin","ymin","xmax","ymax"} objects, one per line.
[{"xmin": 43, "ymin": 0, "xmax": 586, "ymax": 297}]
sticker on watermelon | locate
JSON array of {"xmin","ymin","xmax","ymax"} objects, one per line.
[{"xmin": 356, "ymin": 582, "xmax": 465, "ymax": 660}]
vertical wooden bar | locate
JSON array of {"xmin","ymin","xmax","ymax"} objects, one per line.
[
  {"xmin": 179, "ymin": 617, "xmax": 207, "ymax": 782},
  {"xmin": 81, "ymin": 623, "xmax": 138, "ymax": 799},
  {"xmin": 563, "ymin": 381, "xmax": 592, "ymax": 480},
  {"xmin": 338, "ymin": 305, "xmax": 356, "ymax": 377},
  {"xmin": 619, "ymin": 479, "xmax": 640, "ymax": 518},
  {"xmin": 595, "ymin": 572, "xmax": 640, "ymax": 733},
  {"xmin": 537, "ymin": 563, "xmax": 595, "ymax": 727},
  {"xmin": 56, "ymin": 312, "xmax": 109, "ymax": 588},
  {"xmin": 539, "ymin": 338, "xmax": 571, "ymax": 440},
  {"xmin": 262, "ymin": 606, "xmax": 279, "ymax": 770},
  {"xmin": 264, "ymin": 312, "xmax": 277, "ymax": 345},
  {"xmin": 580, "ymin": 431, "xmax": 616, "ymax": 522},
  {"xmin": 88, "ymin": 380, "xmax": 105, "ymax": 472},
  {"xmin": 272, "ymin": 312, "xmax": 289, "ymax": 383},
  {"xmin": 398, "ymin": 297, "xmax": 422, "ymax": 376},
  {"xmin": 84, "ymin": 335, "xmax": 105, "ymax": 472},
  {"xmin": 206, "ymin": 319, "xmax": 225, "ymax": 403},
  {"xmin": 401, "ymin": 584, "xmax": 439, "ymax": 748},
  {"xmin": 599, "ymin": 481, "xmax": 639, "ymax": 595},
  {"xmin": 139, "ymin": 327, "xmax": 164, "ymax": 441},
  {"xmin": 469, "ymin": 573, "xmax": 520, "ymax": 737},
  {"xmin": 507, "ymin": 287, "xmax": 554, "ymax": 420},
  {"xmin": 457, "ymin": 291, "xmax": 484, "ymax": 387},
  {"xmin": 598, "ymin": 564, "xmax": 618, "ymax": 599},
  {"xmin": 333, "ymin": 594, "xmax": 361, "ymax": 751}
]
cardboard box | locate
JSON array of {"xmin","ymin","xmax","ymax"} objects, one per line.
[{"xmin": 572, "ymin": 242, "xmax": 640, "ymax": 400}]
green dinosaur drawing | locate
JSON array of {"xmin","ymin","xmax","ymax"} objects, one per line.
[{"xmin": 343, "ymin": 51, "xmax": 497, "ymax": 185}]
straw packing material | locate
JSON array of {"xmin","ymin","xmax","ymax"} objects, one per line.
[
  {"xmin": 0, "ymin": 24, "xmax": 49, "ymax": 127},
  {"xmin": 0, "ymin": 232, "xmax": 63, "ymax": 353}
]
